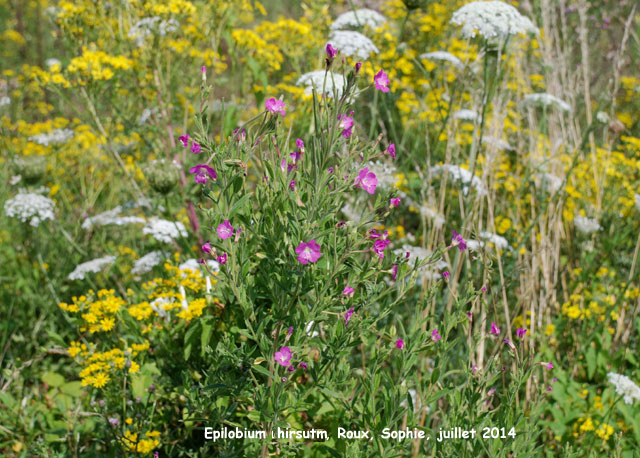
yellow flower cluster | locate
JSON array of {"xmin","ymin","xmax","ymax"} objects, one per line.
[
  {"xmin": 123, "ymin": 430, "xmax": 161, "ymax": 454},
  {"xmin": 67, "ymin": 47, "xmax": 134, "ymax": 83},
  {"xmin": 70, "ymin": 343, "xmax": 146, "ymax": 388},
  {"xmin": 59, "ymin": 289, "xmax": 126, "ymax": 333}
]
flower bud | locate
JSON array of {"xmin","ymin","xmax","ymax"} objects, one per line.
[{"xmin": 145, "ymin": 159, "xmax": 181, "ymax": 194}]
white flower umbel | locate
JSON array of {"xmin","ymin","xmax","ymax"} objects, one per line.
[
  {"xmin": 607, "ymin": 372, "xmax": 640, "ymax": 405},
  {"xmin": 482, "ymin": 136, "xmax": 513, "ymax": 150},
  {"xmin": 420, "ymin": 51, "xmax": 463, "ymax": 69},
  {"xmin": 68, "ymin": 256, "xmax": 116, "ymax": 280},
  {"xmin": 365, "ymin": 161, "xmax": 397, "ymax": 190},
  {"xmin": 128, "ymin": 17, "xmax": 179, "ymax": 47},
  {"xmin": 0, "ymin": 96, "xmax": 10, "ymax": 107},
  {"xmin": 574, "ymin": 215, "xmax": 602, "ymax": 234},
  {"xmin": 29, "ymin": 128, "xmax": 74, "ymax": 146},
  {"xmin": 4, "ymin": 192, "xmax": 55, "ymax": 227},
  {"xmin": 131, "ymin": 251, "xmax": 169, "ymax": 275},
  {"xmin": 522, "ymin": 93, "xmax": 572, "ymax": 113},
  {"xmin": 331, "ymin": 8, "xmax": 386, "ymax": 30},
  {"xmin": 296, "ymin": 71, "xmax": 347, "ymax": 98},
  {"xmin": 45, "ymin": 58, "xmax": 61, "ymax": 68},
  {"xmin": 328, "ymin": 30, "xmax": 379, "ymax": 61},
  {"xmin": 143, "ymin": 218, "xmax": 188, "ymax": 243},
  {"xmin": 137, "ymin": 107, "xmax": 158, "ymax": 125},
  {"xmin": 429, "ymin": 164, "xmax": 488, "ymax": 196},
  {"xmin": 82, "ymin": 206, "xmax": 146, "ymax": 229},
  {"xmin": 479, "ymin": 231, "xmax": 510, "ymax": 250},
  {"xmin": 453, "ymin": 109, "xmax": 478, "ymax": 121},
  {"xmin": 450, "ymin": 1, "xmax": 538, "ymax": 40}
]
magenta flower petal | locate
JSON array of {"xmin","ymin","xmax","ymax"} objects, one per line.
[
  {"xmin": 490, "ymin": 322, "xmax": 500, "ymax": 335},
  {"xmin": 390, "ymin": 197, "xmax": 401, "ymax": 207},
  {"xmin": 342, "ymin": 286, "xmax": 355, "ymax": 296},
  {"xmin": 274, "ymin": 346, "xmax": 292, "ymax": 367},
  {"xmin": 191, "ymin": 142, "xmax": 201, "ymax": 154},
  {"xmin": 265, "ymin": 98, "xmax": 286, "ymax": 116},
  {"xmin": 395, "ymin": 338, "xmax": 405, "ymax": 350},
  {"xmin": 189, "ymin": 164, "xmax": 217, "ymax": 184},
  {"xmin": 295, "ymin": 239, "xmax": 322, "ymax": 264},
  {"xmin": 387, "ymin": 143, "xmax": 396, "ymax": 159},
  {"xmin": 431, "ymin": 329, "xmax": 442, "ymax": 342},
  {"xmin": 178, "ymin": 134, "xmax": 190, "ymax": 147},
  {"xmin": 217, "ymin": 220, "xmax": 234, "ymax": 240},
  {"xmin": 374, "ymin": 69, "xmax": 390, "ymax": 93},
  {"xmin": 344, "ymin": 306, "xmax": 354, "ymax": 326},
  {"xmin": 355, "ymin": 168, "xmax": 378, "ymax": 194}
]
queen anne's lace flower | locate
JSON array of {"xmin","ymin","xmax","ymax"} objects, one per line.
[
  {"xmin": 178, "ymin": 258, "xmax": 201, "ymax": 274},
  {"xmin": 131, "ymin": 251, "xmax": 169, "ymax": 275},
  {"xmin": 128, "ymin": 17, "xmax": 179, "ymax": 47},
  {"xmin": 522, "ymin": 93, "xmax": 571, "ymax": 112},
  {"xmin": 420, "ymin": 51, "xmax": 463, "ymax": 68},
  {"xmin": 82, "ymin": 207, "xmax": 146, "ymax": 229},
  {"xmin": 4, "ymin": 192, "xmax": 55, "ymax": 226},
  {"xmin": 29, "ymin": 128, "xmax": 74, "ymax": 146},
  {"xmin": 429, "ymin": 164, "xmax": 488, "ymax": 196},
  {"xmin": 607, "ymin": 372, "xmax": 640, "ymax": 405},
  {"xmin": 453, "ymin": 109, "xmax": 478, "ymax": 121},
  {"xmin": 143, "ymin": 218, "xmax": 188, "ymax": 243},
  {"xmin": 450, "ymin": 1, "xmax": 538, "ymax": 40},
  {"xmin": 574, "ymin": 215, "xmax": 602, "ymax": 234},
  {"xmin": 68, "ymin": 256, "xmax": 116, "ymax": 280},
  {"xmin": 331, "ymin": 8, "xmax": 386, "ymax": 30},
  {"xmin": 482, "ymin": 136, "xmax": 513, "ymax": 150},
  {"xmin": 328, "ymin": 31, "xmax": 379, "ymax": 60},
  {"xmin": 479, "ymin": 231, "xmax": 510, "ymax": 250},
  {"xmin": 0, "ymin": 96, "xmax": 10, "ymax": 107},
  {"xmin": 296, "ymin": 71, "xmax": 347, "ymax": 98}
]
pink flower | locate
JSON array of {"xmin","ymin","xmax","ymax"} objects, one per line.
[
  {"xmin": 391, "ymin": 265, "xmax": 398, "ymax": 280},
  {"xmin": 217, "ymin": 253, "xmax": 227, "ymax": 264},
  {"xmin": 442, "ymin": 271, "xmax": 450, "ymax": 279},
  {"xmin": 516, "ymin": 328, "xmax": 527, "ymax": 338},
  {"xmin": 298, "ymin": 362, "xmax": 308, "ymax": 370},
  {"xmin": 342, "ymin": 286, "xmax": 355, "ymax": 296},
  {"xmin": 189, "ymin": 164, "xmax": 217, "ymax": 184},
  {"xmin": 290, "ymin": 151, "xmax": 301, "ymax": 163},
  {"xmin": 178, "ymin": 134, "xmax": 190, "ymax": 147},
  {"xmin": 295, "ymin": 239, "xmax": 322, "ymax": 264},
  {"xmin": 265, "ymin": 98, "xmax": 286, "ymax": 116},
  {"xmin": 355, "ymin": 168, "xmax": 378, "ymax": 194},
  {"xmin": 289, "ymin": 180, "xmax": 296, "ymax": 190},
  {"xmin": 217, "ymin": 220, "xmax": 234, "ymax": 240},
  {"xmin": 390, "ymin": 197, "xmax": 401, "ymax": 207},
  {"xmin": 395, "ymin": 338, "xmax": 405, "ymax": 350},
  {"xmin": 274, "ymin": 346, "xmax": 292, "ymax": 367},
  {"xmin": 374, "ymin": 69, "xmax": 390, "ymax": 92},
  {"xmin": 344, "ymin": 306, "xmax": 354, "ymax": 326},
  {"xmin": 373, "ymin": 238, "xmax": 391, "ymax": 259},
  {"xmin": 191, "ymin": 142, "xmax": 201, "ymax": 154},
  {"xmin": 341, "ymin": 127, "xmax": 352, "ymax": 139},
  {"xmin": 546, "ymin": 362, "xmax": 554, "ymax": 370},
  {"xmin": 355, "ymin": 62, "xmax": 362, "ymax": 74},
  {"xmin": 451, "ymin": 230, "xmax": 467, "ymax": 251},
  {"xmin": 431, "ymin": 329, "xmax": 442, "ymax": 342},
  {"xmin": 201, "ymin": 241, "xmax": 213, "ymax": 254},
  {"xmin": 472, "ymin": 364, "xmax": 478, "ymax": 374},
  {"xmin": 387, "ymin": 143, "xmax": 396, "ymax": 159},
  {"xmin": 287, "ymin": 326, "xmax": 293, "ymax": 336},
  {"xmin": 326, "ymin": 43, "xmax": 338, "ymax": 59},
  {"xmin": 296, "ymin": 138, "xmax": 305, "ymax": 152},
  {"xmin": 338, "ymin": 114, "xmax": 354, "ymax": 130},
  {"xmin": 490, "ymin": 322, "xmax": 500, "ymax": 335}
]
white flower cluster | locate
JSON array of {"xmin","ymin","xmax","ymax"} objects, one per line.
[
  {"xmin": 143, "ymin": 218, "xmax": 188, "ymax": 243},
  {"xmin": 366, "ymin": 161, "xmax": 397, "ymax": 190},
  {"xmin": 331, "ymin": 8, "xmax": 386, "ymax": 30},
  {"xmin": 45, "ymin": 58, "xmax": 61, "ymax": 68},
  {"xmin": 328, "ymin": 30, "xmax": 379, "ymax": 60},
  {"xmin": 137, "ymin": 107, "xmax": 158, "ymax": 125},
  {"xmin": 150, "ymin": 296, "xmax": 174, "ymax": 320},
  {"xmin": 482, "ymin": 136, "xmax": 513, "ymax": 150},
  {"xmin": 453, "ymin": 109, "xmax": 478, "ymax": 121},
  {"xmin": 401, "ymin": 195, "xmax": 446, "ymax": 228},
  {"xmin": 450, "ymin": 1, "xmax": 538, "ymax": 40},
  {"xmin": 296, "ymin": 71, "xmax": 347, "ymax": 98},
  {"xmin": 574, "ymin": 215, "xmax": 602, "ymax": 234},
  {"xmin": 536, "ymin": 173, "xmax": 563, "ymax": 193},
  {"xmin": 393, "ymin": 244, "xmax": 449, "ymax": 283},
  {"xmin": 82, "ymin": 206, "xmax": 146, "ymax": 229},
  {"xmin": 131, "ymin": 250, "xmax": 169, "ymax": 275},
  {"xmin": 128, "ymin": 17, "xmax": 179, "ymax": 47},
  {"xmin": 479, "ymin": 231, "xmax": 510, "ymax": 250},
  {"xmin": 429, "ymin": 164, "xmax": 488, "ymax": 196},
  {"xmin": 607, "ymin": 372, "xmax": 640, "ymax": 405},
  {"xmin": 29, "ymin": 128, "xmax": 74, "ymax": 146},
  {"xmin": 0, "ymin": 96, "xmax": 10, "ymax": 107},
  {"xmin": 420, "ymin": 51, "xmax": 463, "ymax": 69},
  {"xmin": 68, "ymin": 256, "xmax": 116, "ymax": 280},
  {"xmin": 522, "ymin": 93, "xmax": 572, "ymax": 112},
  {"xmin": 4, "ymin": 192, "xmax": 55, "ymax": 226},
  {"xmin": 635, "ymin": 194, "xmax": 640, "ymax": 212}
]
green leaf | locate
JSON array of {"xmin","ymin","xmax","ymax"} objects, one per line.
[
  {"xmin": 60, "ymin": 381, "xmax": 83, "ymax": 397},
  {"xmin": 253, "ymin": 364, "xmax": 274, "ymax": 380},
  {"xmin": 42, "ymin": 372, "xmax": 65, "ymax": 388},
  {"xmin": 586, "ymin": 346, "xmax": 596, "ymax": 380}
]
